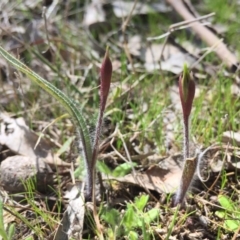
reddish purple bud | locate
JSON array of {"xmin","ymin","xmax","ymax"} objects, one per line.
[
  {"xmin": 179, "ymin": 64, "xmax": 195, "ymax": 119},
  {"xmin": 100, "ymin": 47, "xmax": 112, "ymax": 110}
]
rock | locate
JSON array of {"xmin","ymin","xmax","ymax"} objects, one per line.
[{"xmin": 0, "ymin": 155, "xmax": 53, "ymax": 194}]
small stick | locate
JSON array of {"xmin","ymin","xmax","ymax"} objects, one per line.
[{"xmin": 166, "ymin": 0, "xmax": 239, "ymax": 70}]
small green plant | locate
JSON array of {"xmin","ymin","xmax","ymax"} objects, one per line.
[
  {"xmin": 0, "ymin": 46, "xmax": 112, "ymax": 201},
  {"xmin": 101, "ymin": 194, "xmax": 159, "ymax": 239},
  {"xmin": 0, "ymin": 199, "xmax": 15, "ymax": 240},
  {"xmin": 97, "ymin": 161, "xmax": 137, "ymax": 177},
  {"xmin": 215, "ymin": 194, "xmax": 240, "ymax": 232}
]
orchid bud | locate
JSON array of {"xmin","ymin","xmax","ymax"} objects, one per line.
[
  {"xmin": 179, "ymin": 64, "xmax": 195, "ymax": 120},
  {"xmin": 100, "ymin": 47, "xmax": 112, "ymax": 111}
]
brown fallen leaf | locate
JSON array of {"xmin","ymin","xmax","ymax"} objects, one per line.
[
  {"xmin": 103, "ymin": 154, "xmax": 183, "ymax": 193},
  {"xmin": 103, "ymin": 144, "xmax": 240, "ymax": 193}
]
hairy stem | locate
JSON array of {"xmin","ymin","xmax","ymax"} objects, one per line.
[
  {"xmin": 173, "ymin": 155, "xmax": 198, "ymax": 206},
  {"xmin": 183, "ymin": 116, "xmax": 190, "ymax": 159},
  {"xmin": 173, "ymin": 115, "xmax": 192, "ymax": 206},
  {"xmin": 89, "ymin": 48, "xmax": 112, "ymax": 200}
]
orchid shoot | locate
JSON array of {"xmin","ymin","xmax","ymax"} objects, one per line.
[
  {"xmin": 89, "ymin": 48, "xmax": 112, "ymax": 200},
  {"xmin": 173, "ymin": 64, "xmax": 196, "ymax": 206}
]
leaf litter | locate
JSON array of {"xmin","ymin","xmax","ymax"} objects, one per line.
[{"xmin": 0, "ymin": 0, "xmax": 240, "ymax": 239}]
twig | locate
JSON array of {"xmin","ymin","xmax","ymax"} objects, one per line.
[
  {"xmin": 204, "ymin": 144, "xmax": 230, "ymax": 197},
  {"xmin": 34, "ymin": 113, "xmax": 68, "ymax": 150},
  {"xmin": 190, "ymin": 38, "xmax": 223, "ymax": 69},
  {"xmin": 232, "ymin": 224, "xmax": 240, "ymax": 240},
  {"xmin": 121, "ymin": 0, "xmax": 139, "ymax": 73},
  {"xmin": 166, "ymin": 0, "xmax": 238, "ymax": 70},
  {"xmin": 196, "ymin": 143, "xmax": 219, "ymax": 182},
  {"xmin": 117, "ymin": 129, "xmax": 137, "ymax": 176},
  {"xmin": 147, "ymin": 12, "xmax": 215, "ymax": 41},
  {"xmin": 147, "ymin": 13, "xmax": 214, "ymax": 75},
  {"xmin": 42, "ymin": 6, "xmax": 51, "ymax": 47},
  {"xmin": 121, "ymin": 0, "xmax": 138, "ymax": 33}
]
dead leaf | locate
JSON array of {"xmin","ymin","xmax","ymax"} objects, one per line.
[
  {"xmin": 210, "ymin": 157, "xmax": 224, "ymax": 173},
  {"xmin": 127, "ymin": 35, "xmax": 142, "ymax": 57},
  {"xmin": 144, "ymin": 43, "xmax": 180, "ymax": 64},
  {"xmin": 103, "ymin": 154, "xmax": 183, "ymax": 193},
  {"xmin": 200, "ymin": 144, "xmax": 240, "ymax": 172},
  {"xmin": 126, "ymin": 38, "xmax": 198, "ymax": 75},
  {"xmin": 112, "ymin": 1, "xmax": 171, "ymax": 18},
  {"xmin": 83, "ymin": 0, "xmax": 106, "ymax": 26},
  {"xmin": 0, "ymin": 113, "xmax": 52, "ymax": 158},
  {"xmin": 222, "ymin": 131, "xmax": 240, "ymax": 146},
  {"xmin": 144, "ymin": 52, "xmax": 196, "ymax": 74}
]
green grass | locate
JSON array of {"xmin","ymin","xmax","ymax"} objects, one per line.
[{"xmin": 191, "ymin": 73, "xmax": 239, "ymax": 145}]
